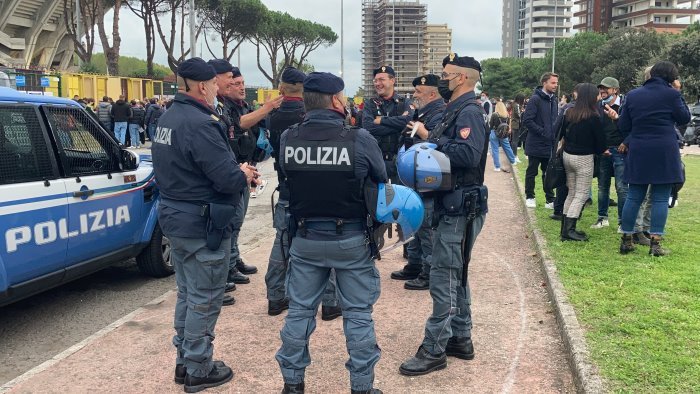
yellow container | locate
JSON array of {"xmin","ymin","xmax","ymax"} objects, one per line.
[{"xmin": 257, "ymin": 88, "xmax": 280, "ymax": 104}]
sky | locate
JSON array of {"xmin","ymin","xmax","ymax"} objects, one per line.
[{"xmin": 107, "ymin": 0, "xmax": 504, "ymax": 95}]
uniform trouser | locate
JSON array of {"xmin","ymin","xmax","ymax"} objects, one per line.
[
  {"xmin": 170, "ymin": 236, "xmax": 230, "ymax": 378},
  {"xmin": 229, "ymin": 186, "xmax": 250, "ymax": 270},
  {"xmin": 405, "ymin": 197, "xmax": 435, "ymax": 277},
  {"xmin": 422, "ymin": 213, "xmax": 485, "ymax": 355},
  {"xmin": 276, "ymin": 234, "xmax": 381, "ymax": 391},
  {"xmin": 384, "ymin": 158, "xmax": 399, "ymax": 184},
  {"xmin": 265, "ymin": 199, "xmax": 339, "ymax": 306}
]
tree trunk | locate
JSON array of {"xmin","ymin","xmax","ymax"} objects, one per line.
[{"xmin": 96, "ymin": 0, "xmax": 123, "ymax": 75}]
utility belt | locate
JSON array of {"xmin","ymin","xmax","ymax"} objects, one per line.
[
  {"xmin": 161, "ymin": 198, "xmax": 237, "ymax": 251},
  {"xmin": 289, "ymin": 217, "xmax": 365, "ymax": 238},
  {"xmin": 434, "ymin": 185, "xmax": 488, "ymax": 223}
]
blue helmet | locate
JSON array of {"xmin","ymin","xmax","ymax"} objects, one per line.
[
  {"xmin": 397, "ymin": 142, "xmax": 452, "ymax": 192},
  {"xmin": 368, "ymin": 183, "xmax": 424, "ymax": 242}
]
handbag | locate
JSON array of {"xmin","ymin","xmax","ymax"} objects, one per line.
[{"xmin": 544, "ymin": 150, "xmax": 566, "ymax": 190}]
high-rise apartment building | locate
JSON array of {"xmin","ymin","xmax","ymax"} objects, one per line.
[
  {"xmin": 501, "ymin": 0, "xmax": 574, "ymax": 59},
  {"xmin": 361, "ymin": 0, "xmax": 427, "ymax": 95},
  {"xmin": 422, "ymin": 24, "xmax": 452, "ymax": 75},
  {"xmin": 576, "ymin": 0, "xmax": 699, "ymax": 33}
]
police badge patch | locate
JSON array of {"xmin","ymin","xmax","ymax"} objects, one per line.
[{"xmin": 459, "ymin": 127, "xmax": 471, "ymax": 139}]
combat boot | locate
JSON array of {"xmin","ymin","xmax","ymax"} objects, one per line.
[
  {"xmin": 227, "ymin": 267, "xmax": 250, "ymax": 284},
  {"xmin": 561, "ymin": 218, "xmax": 587, "ymax": 242},
  {"xmin": 445, "ymin": 336, "xmax": 475, "ymax": 360},
  {"xmin": 398, "ymin": 346, "xmax": 447, "ymax": 376},
  {"xmin": 281, "ymin": 382, "xmax": 305, "ymax": 394},
  {"xmin": 390, "ymin": 265, "xmax": 420, "ymax": 280},
  {"xmin": 268, "ymin": 298, "xmax": 289, "ymax": 316},
  {"xmin": 649, "ymin": 236, "xmax": 668, "ymax": 257},
  {"xmin": 224, "ymin": 282, "xmax": 236, "ymax": 293},
  {"xmin": 222, "ymin": 294, "xmax": 235, "ymax": 306},
  {"xmin": 632, "ymin": 232, "xmax": 651, "ymax": 246},
  {"xmin": 619, "ymin": 234, "xmax": 635, "ymax": 254},
  {"xmin": 235, "ymin": 258, "xmax": 258, "ymax": 275},
  {"xmin": 183, "ymin": 363, "xmax": 234, "ymax": 393},
  {"xmin": 175, "ymin": 360, "xmax": 226, "ymax": 384},
  {"xmin": 321, "ymin": 305, "xmax": 342, "ymax": 321},
  {"xmin": 404, "ymin": 274, "xmax": 429, "ymax": 290}
]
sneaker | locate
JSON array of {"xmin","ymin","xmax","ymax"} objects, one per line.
[
  {"xmin": 617, "ymin": 225, "xmax": 623, "ymax": 234},
  {"xmin": 494, "ymin": 167, "xmax": 501, "ymax": 172},
  {"xmin": 525, "ymin": 198, "xmax": 536, "ymax": 208},
  {"xmin": 544, "ymin": 202, "xmax": 554, "ymax": 210},
  {"xmin": 590, "ymin": 218, "xmax": 609, "ymax": 229},
  {"xmin": 249, "ymin": 189, "xmax": 257, "ymax": 198},
  {"xmin": 511, "ymin": 160, "xmax": 518, "ymax": 166},
  {"xmin": 255, "ymin": 179, "xmax": 268, "ymax": 196},
  {"xmin": 514, "ymin": 157, "xmax": 522, "ymax": 164}
]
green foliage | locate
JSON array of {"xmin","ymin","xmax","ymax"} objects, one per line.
[
  {"xmin": 87, "ymin": 53, "xmax": 172, "ymax": 79},
  {"xmin": 481, "ymin": 57, "xmax": 546, "ymax": 99},
  {"xmin": 276, "ymin": 59, "xmax": 314, "ymax": 76},
  {"xmin": 198, "ymin": 0, "xmax": 268, "ymax": 60},
  {"xmin": 667, "ymin": 32, "xmax": 700, "ymax": 100},
  {"xmin": 79, "ymin": 62, "xmax": 101, "ymax": 74},
  {"xmin": 591, "ymin": 28, "xmax": 669, "ymax": 93},
  {"xmin": 543, "ymin": 31, "xmax": 608, "ymax": 94},
  {"xmin": 515, "ymin": 153, "xmax": 700, "ymax": 392},
  {"xmin": 681, "ymin": 21, "xmax": 700, "ymax": 36}
]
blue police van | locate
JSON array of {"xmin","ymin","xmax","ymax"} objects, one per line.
[{"xmin": 0, "ymin": 87, "xmax": 171, "ymax": 307}]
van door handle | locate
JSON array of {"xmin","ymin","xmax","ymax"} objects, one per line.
[{"xmin": 72, "ymin": 189, "xmax": 95, "ymax": 198}]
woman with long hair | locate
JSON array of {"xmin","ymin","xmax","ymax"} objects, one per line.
[
  {"xmin": 617, "ymin": 61, "xmax": 691, "ymax": 256},
  {"xmin": 488, "ymin": 101, "xmax": 518, "ymax": 171},
  {"xmin": 559, "ymin": 83, "xmax": 607, "ymax": 241},
  {"xmin": 510, "ymin": 94, "xmax": 526, "ymax": 156}
]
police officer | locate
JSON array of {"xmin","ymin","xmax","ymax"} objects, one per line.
[
  {"xmin": 208, "ymin": 58, "xmax": 241, "ymax": 305},
  {"xmin": 265, "ymin": 67, "xmax": 341, "ymax": 320},
  {"xmin": 396, "ymin": 74, "xmax": 446, "ymax": 290},
  {"xmin": 275, "ymin": 72, "xmax": 386, "ymax": 394},
  {"xmin": 362, "ymin": 65, "xmax": 412, "ymax": 183},
  {"xmin": 152, "ymin": 57, "xmax": 256, "ymax": 392},
  {"xmin": 399, "ymin": 53, "xmax": 489, "ymax": 376},
  {"xmin": 225, "ymin": 67, "xmax": 283, "ymax": 284}
]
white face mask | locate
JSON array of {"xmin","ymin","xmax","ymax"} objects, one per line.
[{"xmin": 203, "ymin": 85, "xmax": 217, "ymax": 108}]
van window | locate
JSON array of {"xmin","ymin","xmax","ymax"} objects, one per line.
[
  {"xmin": 44, "ymin": 106, "xmax": 119, "ymax": 176},
  {"xmin": 0, "ymin": 105, "xmax": 55, "ymax": 184}
]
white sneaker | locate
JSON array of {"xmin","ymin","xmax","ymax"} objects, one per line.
[
  {"xmin": 617, "ymin": 225, "xmax": 623, "ymax": 234},
  {"xmin": 494, "ymin": 167, "xmax": 501, "ymax": 172},
  {"xmin": 515, "ymin": 157, "xmax": 522, "ymax": 164},
  {"xmin": 255, "ymin": 179, "xmax": 268, "ymax": 196},
  {"xmin": 249, "ymin": 189, "xmax": 257, "ymax": 198},
  {"xmin": 511, "ymin": 160, "xmax": 518, "ymax": 166},
  {"xmin": 590, "ymin": 218, "xmax": 609, "ymax": 229},
  {"xmin": 544, "ymin": 202, "xmax": 554, "ymax": 210},
  {"xmin": 526, "ymin": 198, "xmax": 536, "ymax": 208}
]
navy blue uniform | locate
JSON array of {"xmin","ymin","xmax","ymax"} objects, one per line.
[
  {"xmin": 275, "ymin": 109, "xmax": 387, "ymax": 391},
  {"xmin": 152, "ymin": 92, "xmax": 246, "ymax": 379},
  {"xmin": 362, "ymin": 93, "xmax": 412, "ymax": 181}
]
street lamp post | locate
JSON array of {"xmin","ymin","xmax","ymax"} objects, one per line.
[
  {"xmin": 189, "ymin": 0, "xmax": 196, "ymax": 58},
  {"xmin": 552, "ymin": 0, "xmax": 558, "ymax": 73},
  {"xmin": 341, "ymin": 0, "xmax": 344, "ymax": 81}
]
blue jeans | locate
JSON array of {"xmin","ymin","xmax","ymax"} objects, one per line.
[
  {"xmin": 621, "ymin": 184, "xmax": 672, "ymax": 235},
  {"xmin": 148, "ymin": 123, "xmax": 156, "ymax": 141},
  {"xmin": 489, "ymin": 130, "xmax": 516, "ymax": 169},
  {"xmin": 597, "ymin": 148, "xmax": 628, "ymax": 223},
  {"xmin": 128, "ymin": 123, "xmax": 141, "ymax": 147},
  {"xmin": 114, "ymin": 122, "xmax": 128, "ymax": 145}
]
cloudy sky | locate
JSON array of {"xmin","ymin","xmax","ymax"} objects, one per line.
[{"xmin": 107, "ymin": 0, "xmax": 504, "ymax": 95}]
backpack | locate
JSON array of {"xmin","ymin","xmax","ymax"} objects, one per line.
[{"xmin": 495, "ymin": 116, "xmax": 510, "ymax": 139}]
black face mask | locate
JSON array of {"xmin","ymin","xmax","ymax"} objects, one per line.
[{"xmin": 438, "ymin": 79, "xmax": 453, "ymax": 101}]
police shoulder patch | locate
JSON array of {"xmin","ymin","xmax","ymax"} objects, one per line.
[{"xmin": 459, "ymin": 127, "xmax": 471, "ymax": 139}]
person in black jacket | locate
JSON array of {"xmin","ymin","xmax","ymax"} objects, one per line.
[
  {"xmin": 110, "ymin": 95, "xmax": 132, "ymax": 146},
  {"xmin": 144, "ymin": 98, "xmax": 164, "ymax": 142},
  {"xmin": 559, "ymin": 83, "xmax": 606, "ymax": 241},
  {"xmin": 522, "ymin": 73, "xmax": 559, "ymax": 209},
  {"xmin": 128, "ymin": 100, "xmax": 145, "ymax": 148}
]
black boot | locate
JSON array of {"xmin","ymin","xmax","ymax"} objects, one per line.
[
  {"xmin": 268, "ymin": 298, "xmax": 289, "ymax": 316},
  {"xmin": 281, "ymin": 382, "xmax": 305, "ymax": 394},
  {"xmin": 445, "ymin": 336, "xmax": 475, "ymax": 360},
  {"xmin": 321, "ymin": 305, "xmax": 342, "ymax": 321},
  {"xmin": 619, "ymin": 234, "xmax": 635, "ymax": 254},
  {"xmin": 404, "ymin": 274, "xmax": 429, "ymax": 290},
  {"xmin": 222, "ymin": 294, "xmax": 235, "ymax": 306},
  {"xmin": 175, "ymin": 360, "xmax": 226, "ymax": 384},
  {"xmin": 184, "ymin": 363, "xmax": 234, "ymax": 393},
  {"xmin": 390, "ymin": 266, "xmax": 420, "ymax": 280},
  {"xmin": 224, "ymin": 282, "xmax": 236, "ymax": 293},
  {"xmin": 398, "ymin": 346, "xmax": 447, "ymax": 376},
  {"xmin": 561, "ymin": 218, "xmax": 587, "ymax": 241},
  {"xmin": 227, "ymin": 267, "xmax": 250, "ymax": 284},
  {"xmin": 235, "ymin": 258, "xmax": 258, "ymax": 275},
  {"xmin": 549, "ymin": 213, "xmax": 563, "ymax": 221},
  {"xmin": 352, "ymin": 389, "xmax": 383, "ymax": 394},
  {"xmin": 649, "ymin": 236, "xmax": 668, "ymax": 257}
]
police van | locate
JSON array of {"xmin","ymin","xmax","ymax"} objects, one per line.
[{"xmin": 0, "ymin": 87, "xmax": 171, "ymax": 307}]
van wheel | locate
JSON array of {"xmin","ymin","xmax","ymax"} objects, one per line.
[{"xmin": 136, "ymin": 224, "xmax": 174, "ymax": 278}]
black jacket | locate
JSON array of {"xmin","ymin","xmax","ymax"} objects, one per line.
[
  {"xmin": 129, "ymin": 106, "xmax": 146, "ymax": 127},
  {"xmin": 144, "ymin": 104, "xmax": 164, "ymax": 126},
  {"xmin": 523, "ymin": 87, "xmax": 558, "ymax": 158},
  {"xmin": 111, "ymin": 100, "xmax": 132, "ymax": 123}
]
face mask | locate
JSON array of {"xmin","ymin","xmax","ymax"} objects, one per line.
[
  {"xmin": 438, "ymin": 79, "xmax": 453, "ymax": 101},
  {"xmin": 602, "ymin": 95, "xmax": 614, "ymax": 104},
  {"xmin": 481, "ymin": 95, "xmax": 486, "ymax": 101},
  {"xmin": 212, "ymin": 96, "xmax": 219, "ymax": 109}
]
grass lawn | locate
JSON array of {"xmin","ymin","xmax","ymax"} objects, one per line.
[{"xmin": 512, "ymin": 152, "xmax": 700, "ymax": 393}]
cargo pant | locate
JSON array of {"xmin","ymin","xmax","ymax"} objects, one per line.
[
  {"xmin": 265, "ymin": 199, "xmax": 338, "ymax": 306},
  {"xmin": 229, "ymin": 186, "xmax": 250, "ymax": 270},
  {"xmin": 405, "ymin": 197, "xmax": 434, "ymax": 278},
  {"xmin": 276, "ymin": 233, "xmax": 381, "ymax": 391},
  {"xmin": 171, "ymin": 236, "xmax": 230, "ymax": 378},
  {"xmin": 422, "ymin": 213, "xmax": 485, "ymax": 355}
]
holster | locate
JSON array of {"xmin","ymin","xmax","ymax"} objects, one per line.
[
  {"xmin": 205, "ymin": 203, "xmax": 237, "ymax": 251},
  {"xmin": 435, "ymin": 185, "xmax": 489, "ymax": 223}
]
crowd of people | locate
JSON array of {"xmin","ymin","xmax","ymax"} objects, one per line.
[{"xmin": 482, "ymin": 61, "xmax": 691, "ymax": 257}]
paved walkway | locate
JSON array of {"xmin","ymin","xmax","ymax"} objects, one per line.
[{"xmin": 4, "ymin": 158, "xmax": 574, "ymax": 393}]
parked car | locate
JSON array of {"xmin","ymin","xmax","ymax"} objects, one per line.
[
  {"xmin": 684, "ymin": 104, "xmax": 700, "ymax": 146},
  {"xmin": 0, "ymin": 87, "xmax": 171, "ymax": 307}
]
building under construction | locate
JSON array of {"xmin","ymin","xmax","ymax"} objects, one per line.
[{"xmin": 362, "ymin": 0, "xmax": 428, "ymax": 96}]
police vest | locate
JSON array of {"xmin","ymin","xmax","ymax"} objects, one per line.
[
  {"xmin": 283, "ymin": 123, "xmax": 366, "ymax": 220},
  {"xmin": 229, "ymin": 101, "xmax": 257, "ymax": 162},
  {"xmin": 431, "ymin": 99, "xmax": 489, "ymax": 187},
  {"xmin": 373, "ymin": 96, "xmax": 406, "ymax": 158},
  {"xmin": 268, "ymin": 107, "xmax": 305, "ymax": 201}
]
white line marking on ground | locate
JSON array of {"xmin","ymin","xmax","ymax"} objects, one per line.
[{"xmin": 499, "ymin": 257, "xmax": 527, "ymax": 394}]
